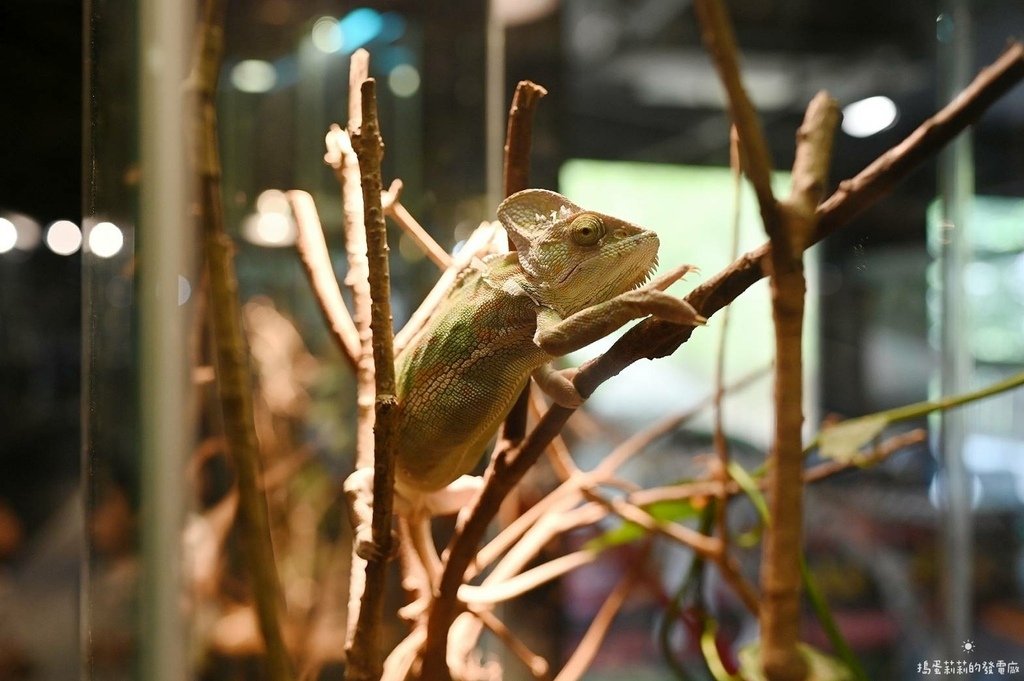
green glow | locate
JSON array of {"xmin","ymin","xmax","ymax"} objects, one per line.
[{"xmin": 559, "ymin": 159, "xmax": 815, "ymax": 448}]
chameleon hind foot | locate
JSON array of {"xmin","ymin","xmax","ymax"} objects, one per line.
[{"xmin": 343, "ymin": 468, "xmax": 399, "ymax": 561}]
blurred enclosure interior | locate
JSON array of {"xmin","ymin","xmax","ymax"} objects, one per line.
[{"xmin": 0, "ymin": 0, "xmax": 1023, "ymax": 679}]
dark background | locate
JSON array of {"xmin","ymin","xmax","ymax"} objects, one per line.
[{"xmin": 0, "ymin": 0, "xmax": 1023, "ymax": 679}]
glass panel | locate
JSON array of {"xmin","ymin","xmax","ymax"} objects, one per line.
[
  {"xmin": 83, "ymin": 1, "xmax": 195, "ymax": 679},
  {"xmin": 76, "ymin": 1, "xmax": 1023, "ymax": 679}
]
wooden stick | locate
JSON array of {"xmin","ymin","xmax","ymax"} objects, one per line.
[
  {"xmin": 326, "ymin": 49, "xmax": 375, "ymax": 653},
  {"xmin": 380, "ymin": 178, "xmax": 452, "ymax": 271},
  {"xmin": 499, "ymin": 80, "xmax": 548, "ymax": 445},
  {"xmin": 552, "ymin": 546, "xmax": 649, "ymax": 681},
  {"xmin": 190, "ymin": 1, "xmax": 294, "ymax": 678},
  {"xmin": 711, "ymin": 126, "xmax": 743, "ymax": 559},
  {"xmin": 190, "ymin": 1, "xmax": 294, "ymax": 679},
  {"xmin": 759, "ymin": 92, "xmax": 838, "ymax": 681},
  {"xmin": 287, "ymin": 190, "xmax": 361, "ymax": 368},
  {"xmin": 345, "ymin": 78, "xmax": 400, "ymax": 681},
  {"xmin": 630, "ymin": 428, "xmax": 929, "ymax": 507},
  {"xmin": 578, "ymin": 40, "xmax": 1024, "ymax": 395},
  {"xmin": 692, "ymin": 0, "xmax": 780, "ymax": 240},
  {"xmin": 473, "ymin": 609, "xmax": 551, "ymax": 679},
  {"xmin": 502, "ymin": 80, "xmax": 548, "ymax": 204}
]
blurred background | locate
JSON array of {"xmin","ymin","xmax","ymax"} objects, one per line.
[{"xmin": 1, "ymin": 0, "xmax": 1023, "ymax": 679}]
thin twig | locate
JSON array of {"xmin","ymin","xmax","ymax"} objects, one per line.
[
  {"xmin": 473, "ymin": 609, "xmax": 551, "ymax": 680},
  {"xmin": 758, "ymin": 91, "xmax": 838, "ymax": 681},
  {"xmin": 479, "ymin": 503, "xmax": 605, "ymax": 584},
  {"xmin": 803, "ymin": 428, "xmax": 927, "ymax": 483},
  {"xmin": 586, "ymin": 491, "xmax": 760, "ymax": 614},
  {"xmin": 392, "ymin": 222, "xmax": 498, "ymax": 352},
  {"xmin": 287, "ymin": 190, "xmax": 361, "ymax": 368},
  {"xmin": 692, "ymin": 0, "xmax": 780, "ymax": 240},
  {"xmin": 502, "ymin": 80, "xmax": 548, "ymax": 202},
  {"xmin": 345, "ymin": 78, "xmax": 400, "ymax": 681},
  {"xmin": 460, "ymin": 550, "xmax": 596, "ymax": 606},
  {"xmin": 712, "ymin": 126, "xmax": 743, "ymax": 552},
  {"xmin": 326, "ymin": 51, "xmax": 375, "ymax": 653},
  {"xmin": 416, "ymin": 43, "xmax": 1024, "ymax": 678},
  {"xmin": 552, "ymin": 545, "xmax": 650, "ymax": 681},
  {"xmin": 190, "ymin": 0, "xmax": 293, "ymax": 677},
  {"xmin": 498, "ymin": 80, "xmax": 548, "ymax": 445},
  {"xmin": 631, "ymin": 427, "xmax": 930, "ymax": 507},
  {"xmin": 380, "ymin": 178, "xmax": 452, "ymax": 271}
]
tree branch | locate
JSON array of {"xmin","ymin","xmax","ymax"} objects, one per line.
[
  {"xmin": 325, "ymin": 50, "xmax": 376, "ymax": 654},
  {"xmin": 499, "ymin": 80, "xmax": 548, "ymax": 445},
  {"xmin": 759, "ymin": 92, "xmax": 838, "ymax": 681},
  {"xmin": 190, "ymin": 0, "xmax": 293, "ymax": 677},
  {"xmin": 381, "ymin": 178, "xmax": 452, "ymax": 271},
  {"xmin": 287, "ymin": 190, "xmax": 361, "ymax": 369},
  {"xmin": 692, "ymin": 0, "xmax": 781, "ymax": 240},
  {"xmin": 345, "ymin": 78, "xmax": 400, "ymax": 681}
]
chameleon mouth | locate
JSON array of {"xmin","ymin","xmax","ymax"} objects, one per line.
[{"xmin": 629, "ymin": 254, "xmax": 659, "ymax": 290}]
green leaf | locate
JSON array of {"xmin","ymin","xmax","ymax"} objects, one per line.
[
  {"xmin": 738, "ymin": 642, "xmax": 856, "ymax": 681},
  {"xmin": 585, "ymin": 498, "xmax": 701, "ymax": 550},
  {"xmin": 818, "ymin": 414, "xmax": 889, "ymax": 465}
]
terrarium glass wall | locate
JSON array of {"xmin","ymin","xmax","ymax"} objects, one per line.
[{"xmin": 81, "ymin": 1, "xmax": 1024, "ymax": 680}]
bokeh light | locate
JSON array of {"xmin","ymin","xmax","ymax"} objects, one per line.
[
  {"xmin": 46, "ymin": 220, "xmax": 83, "ymax": 255},
  {"xmin": 388, "ymin": 63, "xmax": 421, "ymax": 97},
  {"xmin": 0, "ymin": 218, "xmax": 17, "ymax": 254},
  {"xmin": 842, "ymin": 95, "xmax": 898, "ymax": 138},
  {"xmin": 10, "ymin": 215, "xmax": 41, "ymax": 250},
  {"xmin": 256, "ymin": 189, "xmax": 289, "ymax": 214},
  {"xmin": 311, "ymin": 16, "xmax": 342, "ymax": 53},
  {"xmin": 230, "ymin": 60, "xmax": 277, "ymax": 93},
  {"xmin": 242, "ymin": 212, "xmax": 295, "ymax": 247},
  {"xmin": 88, "ymin": 221, "xmax": 125, "ymax": 258}
]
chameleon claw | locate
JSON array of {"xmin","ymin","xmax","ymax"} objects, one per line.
[
  {"xmin": 644, "ymin": 263, "xmax": 699, "ymax": 292},
  {"xmin": 353, "ymin": 528, "xmax": 400, "ymax": 562}
]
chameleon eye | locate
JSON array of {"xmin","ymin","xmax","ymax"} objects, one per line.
[{"xmin": 569, "ymin": 214, "xmax": 605, "ymax": 246}]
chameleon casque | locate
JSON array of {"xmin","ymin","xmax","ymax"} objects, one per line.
[{"xmin": 345, "ymin": 189, "xmax": 703, "ymax": 555}]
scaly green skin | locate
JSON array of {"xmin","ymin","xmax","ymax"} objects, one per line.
[
  {"xmin": 391, "ymin": 189, "xmax": 699, "ymax": 498},
  {"xmin": 394, "ymin": 253, "xmax": 546, "ymax": 491}
]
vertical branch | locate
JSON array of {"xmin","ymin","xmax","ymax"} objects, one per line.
[
  {"xmin": 712, "ymin": 126, "xmax": 742, "ymax": 550},
  {"xmin": 692, "ymin": 0, "xmax": 780, "ymax": 239},
  {"xmin": 759, "ymin": 232, "xmax": 807, "ymax": 681},
  {"xmin": 189, "ymin": 2, "xmax": 294, "ymax": 679},
  {"xmin": 324, "ymin": 48, "xmax": 374, "ymax": 650},
  {"xmin": 498, "ymin": 80, "xmax": 548, "ymax": 444},
  {"xmin": 345, "ymin": 78, "xmax": 400, "ymax": 681},
  {"xmin": 502, "ymin": 81, "xmax": 549, "ymax": 202},
  {"xmin": 760, "ymin": 93, "xmax": 839, "ymax": 681}
]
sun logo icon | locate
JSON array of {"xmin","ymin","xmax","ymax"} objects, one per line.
[{"xmin": 962, "ymin": 640, "xmax": 976, "ymax": 654}]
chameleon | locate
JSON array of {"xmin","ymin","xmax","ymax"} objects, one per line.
[{"xmin": 345, "ymin": 189, "xmax": 704, "ymax": 557}]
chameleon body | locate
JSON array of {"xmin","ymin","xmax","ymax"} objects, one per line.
[
  {"xmin": 393, "ymin": 252, "xmax": 547, "ymax": 491},
  {"xmin": 346, "ymin": 189, "xmax": 702, "ymax": 550}
]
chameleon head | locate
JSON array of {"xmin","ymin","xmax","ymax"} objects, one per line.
[{"xmin": 497, "ymin": 189, "xmax": 660, "ymax": 315}]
